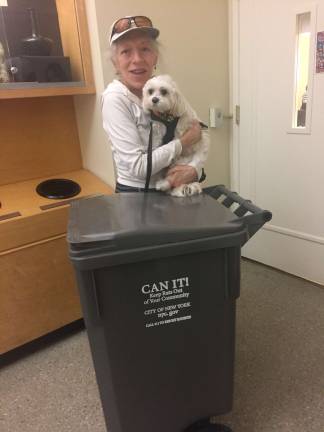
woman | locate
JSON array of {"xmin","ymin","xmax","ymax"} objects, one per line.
[{"xmin": 102, "ymin": 15, "xmax": 202, "ymax": 192}]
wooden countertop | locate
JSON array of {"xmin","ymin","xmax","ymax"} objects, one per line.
[
  {"xmin": 0, "ymin": 169, "xmax": 113, "ymax": 253},
  {"xmin": 0, "ymin": 169, "xmax": 112, "ymax": 218}
]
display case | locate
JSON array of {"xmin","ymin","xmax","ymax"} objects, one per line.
[{"xmin": 0, "ymin": 0, "xmax": 94, "ymax": 98}]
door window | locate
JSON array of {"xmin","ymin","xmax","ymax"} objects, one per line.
[{"xmin": 290, "ymin": 6, "xmax": 317, "ymax": 133}]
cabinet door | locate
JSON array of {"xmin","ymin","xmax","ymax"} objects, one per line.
[
  {"xmin": 0, "ymin": 0, "xmax": 94, "ymax": 98},
  {"xmin": 0, "ymin": 236, "xmax": 82, "ymax": 354}
]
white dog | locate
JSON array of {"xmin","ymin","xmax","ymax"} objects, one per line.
[{"xmin": 142, "ymin": 75, "xmax": 209, "ymax": 197}]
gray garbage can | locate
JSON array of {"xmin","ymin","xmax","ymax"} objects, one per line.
[{"xmin": 67, "ymin": 185, "xmax": 271, "ymax": 432}]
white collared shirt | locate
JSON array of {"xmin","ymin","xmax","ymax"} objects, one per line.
[{"xmin": 102, "ymin": 79, "xmax": 183, "ymax": 188}]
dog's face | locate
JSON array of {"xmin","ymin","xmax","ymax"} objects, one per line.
[{"xmin": 142, "ymin": 75, "xmax": 185, "ymax": 117}]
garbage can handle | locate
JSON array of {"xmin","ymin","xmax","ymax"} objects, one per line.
[{"xmin": 204, "ymin": 185, "xmax": 272, "ymax": 242}]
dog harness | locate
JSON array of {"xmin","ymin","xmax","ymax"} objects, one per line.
[
  {"xmin": 150, "ymin": 111, "xmax": 181, "ymax": 144},
  {"xmin": 145, "ymin": 112, "xmax": 208, "ymax": 191},
  {"xmin": 145, "ymin": 112, "xmax": 180, "ymax": 191}
]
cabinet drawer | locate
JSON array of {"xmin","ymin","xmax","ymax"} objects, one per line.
[{"xmin": 0, "ymin": 207, "xmax": 69, "ymax": 254}]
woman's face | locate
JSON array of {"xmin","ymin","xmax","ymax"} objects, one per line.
[{"xmin": 113, "ymin": 33, "xmax": 158, "ymax": 98}]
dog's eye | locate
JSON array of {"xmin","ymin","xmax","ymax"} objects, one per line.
[
  {"xmin": 148, "ymin": 89, "xmax": 154, "ymax": 95},
  {"xmin": 160, "ymin": 88, "xmax": 168, "ymax": 96}
]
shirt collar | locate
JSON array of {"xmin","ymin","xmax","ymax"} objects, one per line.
[{"xmin": 111, "ymin": 79, "xmax": 143, "ymax": 107}]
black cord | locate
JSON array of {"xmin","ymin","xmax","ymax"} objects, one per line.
[{"xmin": 145, "ymin": 121, "xmax": 153, "ymax": 192}]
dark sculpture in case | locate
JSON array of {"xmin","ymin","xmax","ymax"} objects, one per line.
[
  {"xmin": 21, "ymin": 8, "xmax": 53, "ymax": 56},
  {"xmin": 4, "ymin": 7, "xmax": 72, "ymax": 83}
]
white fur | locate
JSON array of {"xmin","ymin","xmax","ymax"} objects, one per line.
[{"xmin": 142, "ymin": 75, "xmax": 209, "ymax": 197}]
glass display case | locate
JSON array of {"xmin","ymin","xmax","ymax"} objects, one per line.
[{"xmin": 0, "ymin": 0, "xmax": 94, "ymax": 98}]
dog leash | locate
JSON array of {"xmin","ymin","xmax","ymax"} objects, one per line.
[{"xmin": 145, "ymin": 121, "xmax": 154, "ymax": 191}]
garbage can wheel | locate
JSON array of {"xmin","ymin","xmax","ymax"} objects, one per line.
[
  {"xmin": 184, "ymin": 418, "xmax": 233, "ymax": 432},
  {"xmin": 192, "ymin": 426, "xmax": 232, "ymax": 432}
]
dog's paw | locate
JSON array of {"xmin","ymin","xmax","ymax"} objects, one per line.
[
  {"xmin": 169, "ymin": 185, "xmax": 186, "ymax": 197},
  {"xmin": 155, "ymin": 179, "xmax": 171, "ymax": 191},
  {"xmin": 169, "ymin": 183, "xmax": 202, "ymax": 197},
  {"xmin": 170, "ymin": 182, "xmax": 202, "ymax": 197},
  {"xmin": 185, "ymin": 182, "xmax": 202, "ymax": 196}
]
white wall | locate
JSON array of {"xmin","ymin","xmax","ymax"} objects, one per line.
[
  {"xmin": 73, "ymin": 1, "xmax": 115, "ymax": 186},
  {"xmin": 75, "ymin": 0, "xmax": 230, "ymax": 188}
]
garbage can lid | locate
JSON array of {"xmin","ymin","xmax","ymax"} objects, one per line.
[{"xmin": 67, "ymin": 193, "xmax": 246, "ymax": 252}]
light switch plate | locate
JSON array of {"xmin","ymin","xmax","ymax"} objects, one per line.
[{"xmin": 209, "ymin": 108, "xmax": 224, "ymax": 128}]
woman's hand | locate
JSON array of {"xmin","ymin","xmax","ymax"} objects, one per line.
[
  {"xmin": 166, "ymin": 165, "xmax": 198, "ymax": 188},
  {"xmin": 180, "ymin": 120, "xmax": 202, "ymax": 149}
]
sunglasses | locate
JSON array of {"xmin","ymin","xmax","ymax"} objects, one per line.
[{"xmin": 111, "ymin": 16, "xmax": 153, "ymax": 38}]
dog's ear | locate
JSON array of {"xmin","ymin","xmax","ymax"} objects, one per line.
[
  {"xmin": 159, "ymin": 76, "xmax": 186, "ymax": 116},
  {"xmin": 172, "ymin": 89, "xmax": 186, "ymax": 117},
  {"xmin": 142, "ymin": 96, "xmax": 151, "ymax": 114},
  {"xmin": 142, "ymin": 81, "xmax": 152, "ymax": 113},
  {"xmin": 143, "ymin": 76, "xmax": 156, "ymax": 94}
]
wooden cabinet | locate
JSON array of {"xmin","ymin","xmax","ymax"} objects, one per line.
[
  {"xmin": 0, "ymin": 0, "xmax": 94, "ymax": 98},
  {"xmin": 0, "ymin": 2, "xmax": 112, "ymax": 354},
  {"xmin": 0, "ymin": 170, "xmax": 113, "ymax": 354},
  {"xmin": 0, "ymin": 52, "xmax": 111, "ymax": 355}
]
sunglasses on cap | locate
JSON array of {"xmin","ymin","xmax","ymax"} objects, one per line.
[{"xmin": 110, "ymin": 16, "xmax": 159, "ymax": 44}]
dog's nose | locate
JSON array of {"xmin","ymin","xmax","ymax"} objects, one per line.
[{"xmin": 152, "ymin": 97, "xmax": 159, "ymax": 104}]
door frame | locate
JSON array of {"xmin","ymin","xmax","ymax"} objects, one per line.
[
  {"xmin": 228, "ymin": 0, "xmax": 259, "ymax": 202},
  {"xmin": 228, "ymin": 0, "xmax": 240, "ymax": 193}
]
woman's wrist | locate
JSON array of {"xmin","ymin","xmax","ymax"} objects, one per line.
[{"xmin": 166, "ymin": 165, "xmax": 198, "ymax": 187}]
